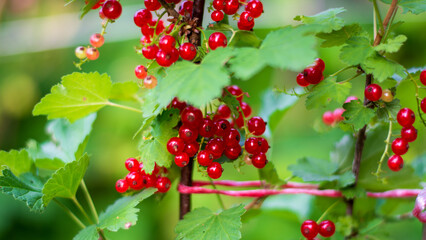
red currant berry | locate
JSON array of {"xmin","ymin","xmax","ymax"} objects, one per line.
[
  {"xmin": 213, "ymin": 0, "xmax": 225, "ymax": 10},
  {"xmin": 86, "ymin": 0, "xmax": 105, "ymax": 9},
  {"xmin": 239, "ymin": 11, "xmax": 254, "ymax": 27},
  {"xmin": 142, "ymin": 44, "xmax": 159, "ymax": 60},
  {"xmin": 214, "ymin": 119, "xmax": 231, "ymax": 137},
  {"xmin": 179, "ymin": 125, "xmax": 199, "ymax": 143},
  {"xmin": 140, "ymin": 35, "xmax": 152, "ymax": 45},
  {"xmin": 422, "ymin": 98, "xmax": 426, "ymax": 113},
  {"xmin": 388, "ymin": 155, "xmax": 404, "ymax": 172},
  {"xmin": 156, "ymin": 177, "xmax": 171, "ymax": 193},
  {"xmin": 397, "ymin": 108, "xmax": 415, "ymax": 127},
  {"xmin": 184, "ymin": 141, "xmax": 199, "ymax": 157},
  {"xmin": 237, "ymin": 20, "xmax": 254, "ymax": 31},
  {"xmin": 134, "ymin": 9, "xmax": 152, "ymax": 27},
  {"xmin": 241, "ymin": 102, "xmax": 252, "ymax": 117},
  {"xmin": 179, "ymin": 0, "xmax": 193, "ymax": 17},
  {"xmin": 135, "ymin": 65, "xmax": 148, "ymax": 79},
  {"xmin": 152, "ymin": 163, "xmax": 161, "ymax": 175},
  {"xmin": 314, "ymin": 58, "xmax": 325, "ymax": 72},
  {"xmin": 211, "ymin": 10, "xmax": 224, "ymax": 22},
  {"xmin": 102, "ymin": 0, "xmax": 122, "ymax": 20},
  {"xmin": 115, "ymin": 179, "xmax": 129, "ymax": 193},
  {"xmin": 258, "ymin": 137, "xmax": 269, "ymax": 153},
  {"xmin": 217, "ymin": 105, "xmax": 231, "ymax": 119},
  {"xmin": 333, "ymin": 108, "xmax": 345, "ymax": 122},
  {"xmin": 226, "ymin": 85, "xmax": 244, "ymax": 101},
  {"xmin": 179, "ymin": 42, "xmax": 197, "ymax": 61},
  {"xmin": 303, "ymin": 67, "xmax": 323, "ymax": 84},
  {"xmin": 167, "ymin": 137, "xmax": 185, "ymax": 155},
  {"xmin": 125, "ymin": 158, "xmax": 140, "ymax": 172},
  {"xmin": 143, "ymin": 75, "xmax": 157, "ymax": 89},
  {"xmin": 252, "ymin": 152, "xmax": 267, "ymax": 168},
  {"xmin": 224, "ymin": 128, "xmax": 241, "ymax": 146},
  {"xmin": 364, "ymin": 84, "xmax": 382, "ymax": 102},
  {"xmin": 207, "ymin": 162, "xmax": 223, "ymax": 179},
  {"xmin": 245, "ymin": 137, "xmax": 261, "ymax": 155},
  {"xmin": 296, "ymin": 73, "xmax": 310, "ymax": 87},
  {"xmin": 235, "ymin": 113, "xmax": 244, "ymax": 128},
  {"xmin": 151, "ymin": 19, "xmax": 165, "ymax": 35},
  {"xmin": 175, "ymin": 152, "xmax": 190, "ymax": 167},
  {"xmin": 181, "ymin": 106, "xmax": 203, "ymax": 128},
  {"xmin": 169, "ymin": 97, "xmax": 187, "ymax": 112},
  {"xmin": 401, "ymin": 126, "xmax": 417, "ymax": 142},
  {"xmin": 245, "ymin": 0, "xmax": 263, "ymax": 18},
  {"xmin": 420, "ymin": 70, "xmax": 426, "ymax": 86},
  {"xmin": 247, "ymin": 116, "xmax": 266, "ymax": 136},
  {"xmin": 166, "ymin": 23, "xmax": 175, "ymax": 34},
  {"xmin": 206, "ymin": 138, "xmax": 226, "ymax": 159},
  {"xmin": 90, "ymin": 33, "xmax": 105, "ymax": 48},
  {"xmin": 126, "ymin": 172, "xmax": 144, "ymax": 190},
  {"xmin": 142, "ymin": 174, "xmax": 157, "ymax": 188},
  {"xmin": 99, "ymin": 8, "xmax": 106, "ymax": 19},
  {"xmin": 199, "ymin": 118, "xmax": 216, "ymax": 138},
  {"xmin": 318, "ymin": 220, "xmax": 335, "ymax": 237},
  {"xmin": 145, "ymin": 0, "xmax": 162, "ymax": 11},
  {"xmin": 86, "ymin": 47, "xmax": 99, "ymax": 60},
  {"xmin": 301, "ymin": 220, "xmax": 319, "ymax": 239},
  {"xmin": 159, "ymin": 35, "xmax": 176, "ymax": 52},
  {"xmin": 391, "ymin": 138, "xmax": 409, "ymax": 155},
  {"xmin": 345, "ymin": 96, "xmax": 358, "ymax": 103},
  {"xmin": 322, "ymin": 111, "xmax": 334, "ymax": 126},
  {"xmin": 209, "ymin": 32, "xmax": 228, "ymax": 50},
  {"xmin": 223, "ymin": 0, "xmax": 239, "ymax": 15},
  {"xmin": 224, "ymin": 144, "xmax": 241, "ymax": 160},
  {"xmin": 156, "ymin": 49, "xmax": 174, "ymax": 67},
  {"xmin": 197, "ymin": 150, "xmax": 214, "ymax": 166}
]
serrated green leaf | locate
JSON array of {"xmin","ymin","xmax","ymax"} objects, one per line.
[
  {"xmin": 361, "ymin": 54, "xmax": 406, "ymax": 82},
  {"xmin": 110, "ymin": 81, "xmax": 139, "ymax": 101},
  {"xmin": 306, "ymin": 77, "xmax": 351, "ymax": 109},
  {"xmin": 288, "ymin": 157, "xmax": 339, "ymax": 182},
  {"xmin": 0, "ymin": 169, "xmax": 44, "ymax": 212},
  {"xmin": 340, "ymin": 37, "xmax": 375, "ymax": 65},
  {"xmin": 42, "ymin": 154, "xmax": 89, "ymax": 206},
  {"xmin": 330, "ymin": 135, "xmax": 355, "ymax": 172},
  {"xmin": 33, "ymin": 72, "xmax": 111, "ymax": 122},
  {"xmin": 0, "ymin": 149, "xmax": 33, "ymax": 176},
  {"xmin": 175, "ymin": 205, "xmax": 246, "ymax": 240},
  {"xmin": 140, "ymin": 109, "xmax": 180, "ymax": 173},
  {"xmin": 73, "ymin": 225, "xmax": 98, "ymax": 240},
  {"xmin": 26, "ymin": 140, "xmax": 66, "ymax": 170},
  {"xmin": 336, "ymin": 171, "xmax": 356, "ymax": 188},
  {"xmin": 294, "ymin": 8, "xmax": 346, "ymax": 33},
  {"xmin": 380, "ymin": 0, "xmax": 426, "ymax": 14},
  {"xmin": 228, "ymin": 31, "xmax": 262, "ymax": 48},
  {"xmin": 380, "ymin": 78, "xmax": 398, "ymax": 90},
  {"xmin": 340, "ymin": 187, "xmax": 367, "ymax": 199},
  {"xmin": 342, "ymin": 100, "xmax": 376, "ymax": 130},
  {"xmin": 317, "ymin": 24, "xmax": 366, "ymax": 48},
  {"xmin": 376, "ymin": 99, "xmax": 401, "ymax": 121},
  {"xmin": 228, "ymin": 48, "xmax": 266, "ymax": 80},
  {"xmin": 374, "ymin": 35, "xmax": 407, "ymax": 53},
  {"xmin": 258, "ymin": 162, "xmax": 283, "ymax": 185}
]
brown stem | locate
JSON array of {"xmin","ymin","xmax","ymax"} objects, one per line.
[
  {"xmin": 189, "ymin": 0, "xmax": 206, "ymax": 46},
  {"xmin": 373, "ymin": 0, "xmax": 399, "ymax": 46},
  {"xmin": 157, "ymin": 0, "xmax": 180, "ymax": 18}
]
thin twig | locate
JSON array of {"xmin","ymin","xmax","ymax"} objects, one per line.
[
  {"xmin": 157, "ymin": 0, "xmax": 180, "ymax": 18},
  {"xmin": 80, "ymin": 180, "xmax": 99, "ymax": 223},
  {"xmin": 54, "ymin": 199, "xmax": 86, "ymax": 229}
]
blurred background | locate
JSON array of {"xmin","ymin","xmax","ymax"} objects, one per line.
[{"xmin": 0, "ymin": 0, "xmax": 426, "ymax": 239}]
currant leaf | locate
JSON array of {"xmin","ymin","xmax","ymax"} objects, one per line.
[
  {"xmin": 73, "ymin": 225, "xmax": 98, "ymax": 240},
  {"xmin": 294, "ymin": 7, "xmax": 346, "ymax": 33},
  {"xmin": 175, "ymin": 205, "xmax": 246, "ymax": 240},
  {"xmin": 288, "ymin": 157, "xmax": 339, "ymax": 182},
  {"xmin": 342, "ymin": 100, "xmax": 376, "ymax": 130},
  {"xmin": 374, "ymin": 35, "xmax": 407, "ymax": 53},
  {"xmin": 228, "ymin": 31, "xmax": 262, "ymax": 48},
  {"xmin": 258, "ymin": 162, "xmax": 284, "ymax": 185},
  {"xmin": 330, "ymin": 135, "xmax": 355, "ymax": 171},
  {"xmin": 380, "ymin": 0, "xmax": 426, "ymax": 14},
  {"xmin": 305, "ymin": 77, "xmax": 351, "ymax": 110},
  {"xmin": 317, "ymin": 24, "xmax": 366, "ymax": 48},
  {"xmin": 228, "ymin": 48, "xmax": 266, "ymax": 80},
  {"xmin": 376, "ymin": 99, "xmax": 401, "ymax": 122},
  {"xmin": 340, "ymin": 36, "xmax": 375, "ymax": 65},
  {"xmin": 110, "ymin": 81, "xmax": 139, "ymax": 101},
  {"xmin": 0, "ymin": 149, "xmax": 33, "ymax": 177},
  {"xmin": 361, "ymin": 54, "xmax": 406, "ymax": 82}
]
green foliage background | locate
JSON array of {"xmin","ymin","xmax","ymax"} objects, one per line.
[{"xmin": 0, "ymin": 0, "xmax": 426, "ymax": 239}]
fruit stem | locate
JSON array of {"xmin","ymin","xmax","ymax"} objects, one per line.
[
  {"xmin": 374, "ymin": 110, "xmax": 393, "ymax": 179},
  {"xmin": 80, "ymin": 180, "xmax": 99, "ymax": 223},
  {"xmin": 338, "ymin": 72, "xmax": 362, "ymax": 84},
  {"xmin": 72, "ymin": 197, "xmax": 94, "ymax": 225},
  {"xmin": 317, "ymin": 200, "xmax": 341, "ymax": 223},
  {"xmin": 208, "ymin": 177, "xmax": 226, "ymax": 209},
  {"xmin": 54, "ymin": 199, "xmax": 86, "ymax": 229}
]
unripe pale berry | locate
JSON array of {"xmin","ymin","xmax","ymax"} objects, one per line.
[
  {"xmin": 75, "ymin": 46, "xmax": 87, "ymax": 59},
  {"xmin": 144, "ymin": 75, "xmax": 157, "ymax": 89}
]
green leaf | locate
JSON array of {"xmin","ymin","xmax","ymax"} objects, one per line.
[
  {"xmin": 376, "ymin": 99, "xmax": 401, "ymax": 121},
  {"xmin": 305, "ymin": 77, "xmax": 351, "ymax": 109},
  {"xmin": 340, "ymin": 37, "xmax": 375, "ymax": 65},
  {"xmin": 228, "ymin": 31, "xmax": 262, "ymax": 48},
  {"xmin": 361, "ymin": 54, "xmax": 406, "ymax": 82},
  {"xmin": 80, "ymin": 0, "xmax": 99, "ymax": 18},
  {"xmin": 330, "ymin": 135, "xmax": 355, "ymax": 171},
  {"xmin": 73, "ymin": 225, "xmax": 98, "ymax": 240},
  {"xmin": 220, "ymin": 91, "xmax": 241, "ymax": 119},
  {"xmin": 42, "ymin": 154, "xmax": 89, "ymax": 206},
  {"xmin": 288, "ymin": 157, "xmax": 339, "ymax": 182},
  {"xmin": 228, "ymin": 48, "xmax": 266, "ymax": 80},
  {"xmin": 110, "ymin": 81, "xmax": 139, "ymax": 101},
  {"xmin": 374, "ymin": 35, "xmax": 407, "ymax": 53},
  {"xmin": 139, "ymin": 109, "xmax": 180, "ymax": 173},
  {"xmin": 0, "ymin": 169, "xmax": 44, "ymax": 212},
  {"xmin": 33, "ymin": 72, "xmax": 111, "ymax": 122},
  {"xmin": 294, "ymin": 8, "xmax": 346, "ymax": 33},
  {"xmin": 317, "ymin": 24, "xmax": 366, "ymax": 48},
  {"xmin": 0, "ymin": 149, "xmax": 33, "ymax": 176},
  {"xmin": 342, "ymin": 100, "xmax": 376, "ymax": 130},
  {"xmin": 380, "ymin": 0, "xmax": 426, "ymax": 14},
  {"xmin": 258, "ymin": 162, "xmax": 283, "ymax": 185},
  {"xmin": 175, "ymin": 205, "xmax": 246, "ymax": 240}
]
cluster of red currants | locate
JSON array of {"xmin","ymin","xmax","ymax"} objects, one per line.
[
  {"xmin": 364, "ymin": 84, "xmax": 394, "ymax": 103},
  {"xmin": 301, "ymin": 219, "xmax": 335, "ymax": 239},
  {"xmin": 419, "ymin": 70, "xmax": 426, "ymax": 114},
  {"xmin": 115, "ymin": 158, "xmax": 171, "ymax": 193},
  {"xmin": 210, "ymin": 0, "xmax": 264, "ymax": 31},
  {"xmin": 296, "ymin": 58, "xmax": 326, "ymax": 87}
]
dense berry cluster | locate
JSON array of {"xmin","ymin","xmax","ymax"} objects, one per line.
[
  {"xmin": 166, "ymin": 85, "xmax": 269, "ymax": 179},
  {"xmin": 296, "ymin": 58, "xmax": 326, "ymax": 87},
  {"xmin": 301, "ymin": 219, "xmax": 335, "ymax": 239},
  {"xmin": 115, "ymin": 158, "xmax": 171, "ymax": 193},
  {"xmin": 210, "ymin": 0, "xmax": 264, "ymax": 31}
]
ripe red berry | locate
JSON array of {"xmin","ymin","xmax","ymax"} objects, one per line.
[
  {"xmin": 102, "ymin": 0, "xmax": 122, "ymax": 20},
  {"xmin": 126, "ymin": 172, "xmax": 144, "ymax": 190},
  {"xmin": 235, "ymin": 113, "xmax": 244, "ymax": 129},
  {"xmin": 252, "ymin": 152, "xmax": 267, "ymax": 168},
  {"xmin": 197, "ymin": 150, "xmax": 214, "ymax": 166},
  {"xmin": 224, "ymin": 144, "xmax": 241, "ymax": 160},
  {"xmin": 175, "ymin": 152, "xmax": 190, "ymax": 167},
  {"xmin": 179, "ymin": 0, "xmax": 193, "ymax": 17},
  {"xmin": 422, "ymin": 98, "xmax": 426, "ymax": 113},
  {"xmin": 248, "ymin": 116, "xmax": 266, "ymax": 136},
  {"xmin": 115, "ymin": 179, "xmax": 129, "ymax": 193},
  {"xmin": 364, "ymin": 84, "xmax": 382, "ymax": 102},
  {"xmin": 224, "ymin": 128, "xmax": 241, "ymax": 146},
  {"xmin": 223, "ymin": 0, "xmax": 239, "ymax": 15},
  {"xmin": 145, "ymin": 0, "xmax": 162, "ymax": 11},
  {"xmin": 296, "ymin": 73, "xmax": 310, "ymax": 87},
  {"xmin": 397, "ymin": 108, "xmax": 415, "ymax": 127},
  {"xmin": 318, "ymin": 220, "xmax": 335, "ymax": 237},
  {"xmin": 181, "ymin": 106, "xmax": 203, "ymax": 128},
  {"xmin": 226, "ymin": 85, "xmax": 244, "ymax": 101},
  {"xmin": 179, "ymin": 125, "xmax": 199, "ymax": 143},
  {"xmin": 207, "ymin": 162, "xmax": 223, "ymax": 179},
  {"xmin": 135, "ymin": 65, "xmax": 148, "ymax": 79},
  {"xmin": 125, "ymin": 158, "xmax": 140, "ymax": 172},
  {"xmin": 241, "ymin": 102, "xmax": 252, "ymax": 117},
  {"xmin": 159, "ymin": 35, "xmax": 176, "ymax": 52},
  {"xmin": 134, "ymin": 9, "xmax": 152, "ymax": 27},
  {"xmin": 239, "ymin": 11, "xmax": 254, "ymax": 27},
  {"xmin": 391, "ymin": 138, "xmax": 409, "ymax": 155},
  {"xmin": 90, "ymin": 33, "xmax": 105, "ymax": 48},
  {"xmin": 142, "ymin": 174, "xmax": 157, "ymax": 188},
  {"xmin": 156, "ymin": 177, "xmax": 171, "ymax": 193},
  {"xmin": 199, "ymin": 118, "xmax": 216, "ymax": 138},
  {"xmin": 169, "ymin": 97, "xmax": 187, "ymax": 112},
  {"xmin": 142, "ymin": 45, "xmax": 159, "ymax": 60},
  {"xmin": 156, "ymin": 49, "xmax": 174, "ymax": 67},
  {"xmin": 303, "ymin": 67, "xmax": 323, "ymax": 84},
  {"xmin": 86, "ymin": 47, "xmax": 100, "ymax": 60},
  {"xmin": 322, "ymin": 111, "xmax": 334, "ymax": 126},
  {"xmin": 217, "ymin": 105, "xmax": 231, "ymax": 119},
  {"xmin": 301, "ymin": 220, "xmax": 319, "ymax": 239},
  {"xmin": 237, "ymin": 20, "xmax": 254, "ymax": 31},
  {"xmin": 420, "ymin": 70, "xmax": 426, "ymax": 86},
  {"xmin": 184, "ymin": 141, "xmax": 200, "ymax": 157},
  {"xmin": 206, "ymin": 138, "xmax": 226, "ymax": 159},
  {"xmin": 245, "ymin": 137, "xmax": 261, "ymax": 155},
  {"xmin": 314, "ymin": 58, "xmax": 325, "ymax": 72},
  {"xmin": 214, "ymin": 119, "xmax": 232, "ymax": 137},
  {"xmin": 333, "ymin": 108, "xmax": 345, "ymax": 122},
  {"xmin": 213, "ymin": 0, "xmax": 225, "ymax": 10},
  {"xmin": 179, "ymin": 42, "xmax": 197, "ymax": 61},
  {"xmin": 211, "ymin": 10, "xmax": 224, "ymax": 22},
  {"xmin": 245, "ymin": 0, "xmax": 263, "ymax": 18},
  {"xmin": 258, "ymin": 137, "xmax": 269, "ymax": 153},
  {"xmin": 401, "ymin": 126, "xmax": 417, "ymax": 142},
  {"xmin": 388, "ymin": 155, "xmax": 404, "ymax": 172},
  {"xmin": 209, "ymin": 32, "xmax": 228, "ymax": 50},
  {"xmin": 167, "ymin": 137, "xmax": 185, "ymax": 155}
]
